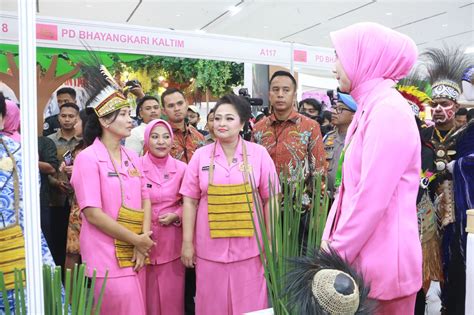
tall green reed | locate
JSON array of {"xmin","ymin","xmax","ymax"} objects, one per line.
[
  {"xmin": 248, "ymin": 170, "xmax": 328, "ymax": 315},
  {"xmin": 0, "ymin": 264, "xmax": 107, "ymax": 315}
]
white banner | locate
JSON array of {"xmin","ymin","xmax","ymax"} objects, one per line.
[
  {"xmin": 0, "ymin": 11, "xmax": 335, "ymax": 72},
  {"xmin": 0, "ymin": 11, "xmax": 293, "ymax": 66}
]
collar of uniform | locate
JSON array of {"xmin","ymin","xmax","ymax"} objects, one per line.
[
  {"xmin": 336, "ymin": 129, "xmax": 347, "ymax": 141},
  {"xmin": 93, "ymin": 137, "xmax": 127, "ymax": 163},
  {"xmin": 268, "ymin": 110, "xmax": 300, "ymax": 125},
  {"xmin": 211, "ymin": 137, "xmax": 250, "ymax": 158},
  {"xmin": 142, "ymin": 152, "xmax": 177, "ymax": 174},
  {"xmin": 55, "ymin": 129, "xmax": 80, "ymax": 142}
]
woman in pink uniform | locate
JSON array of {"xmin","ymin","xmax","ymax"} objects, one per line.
[
  {"xmin": 321, "ymin": 22, "xmax": 422, "ymax": 314},
  {"xmin": 71, "ymin": 64, "xmax": 154, "ymax": 314},
  {"xmin": 180, "ymin": 94, "xmax": 279, "ymax": 315},
  {"xmin": 141, "ymin": 119, "xmax": 186, "ymax": 315}
]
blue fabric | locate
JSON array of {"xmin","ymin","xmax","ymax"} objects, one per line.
[
  {"xmin": 338, "ymin": 93, "xmax": 357, "ymax": 112},
  {"xmin": 452, "ymin": 122, "xmax": 474, "ymax": 260},
  {"xmin": 462, "ymin": 66, "xmax": 474, "ymax": 82},
  {"xmin": 0, "ymin": 135, "xmax": 57, "ymax": 314},
  {"xmin": 441, "ymin": 122, "xmax": 474, "ymax": 310}
]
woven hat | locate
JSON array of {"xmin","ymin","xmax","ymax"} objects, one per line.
[{"xmin": 284, "ymin": 247, "xmax": 376, "ymax": 314}]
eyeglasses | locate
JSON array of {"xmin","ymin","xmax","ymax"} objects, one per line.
[{"xmin": 333, "ymin": 107, "xmax": 352, "ymax": 114}]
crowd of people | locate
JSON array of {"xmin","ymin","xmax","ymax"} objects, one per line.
[{"xmin": 1, "ymin": 21, "xmax": 474, "ymax": 315}]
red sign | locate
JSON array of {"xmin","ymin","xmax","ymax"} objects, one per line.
[
  {"xmin": 293, "ymin": 49, "xmax": 307, "ymax": 62},
  {"xmin": 36, "ymin": 23, "xmax": 58, "ymax": 41}
]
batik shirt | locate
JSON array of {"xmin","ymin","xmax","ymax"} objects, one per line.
[
  {"xmin": 171, "ymin": 124, "xmax": 206, "ymax": 164},
  {"xmin": 0, "ymin": 135, "xmax": 56, "ymax": 314},
  {"xmin": 253, "ymin": 110, "xmax": 326, "ymax": 205}
]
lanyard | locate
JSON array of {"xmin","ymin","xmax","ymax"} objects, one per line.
[
  {"xmin": 334, "ymin": 141, "xmax": 350, "ymax": 189},
  {"xmin": 208, "ymin": 139, "xmax": 249, "ymax": 185},
  {"xmin": 106, "ymin": 147, "xmax": 138, "ymax": 205}
]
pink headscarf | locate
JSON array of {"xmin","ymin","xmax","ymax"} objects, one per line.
[
  {"xmin": 143, "ymin": 119, "xmax": 174, "ymax": 155},
  {"xmin": 330, "ymin": 22, "xmax": 417, "ymax": 106},
  {"xmin": 1, "ymin": 100, "xmax": 21, "ymax": 142}
]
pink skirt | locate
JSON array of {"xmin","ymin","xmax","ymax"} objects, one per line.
[
  {"xmin": 94, "ymin": 275, "xmax": 146, "ymax": 315},
  {"xmin": 195, "ymin": 255, "xmax": 267, "ymax": 315},
  {"xmin": 146, "ymin": 259, "xmax": 185, "ymax": 315}
]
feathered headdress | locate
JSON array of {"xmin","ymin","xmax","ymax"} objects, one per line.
[
  {"xmin": 80, "ymin": 55, "xmax": 129, "ymax": 117},
  {"xmin": 397, "ymin": 71, "xmax": 432, "ymax": 116},
  {"xmin": 421, "ymin": 46, "xmax": 472, "ymax": 101},
  {"xmin": 284, "ymin": 247, "xmax": 376, "ymax": 314}
]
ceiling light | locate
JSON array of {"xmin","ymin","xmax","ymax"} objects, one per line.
[
  {"xmin": 442, "ymin": 24, "xmax": 448, "ymax": 27},
  {"xmin": 385, "ymin": 12, "xmax": 392, "ymax": 16},
  {"xmin": 263, "ymin": 26, "xmax": 269, "ymax": 29},
  {"xmin": 465, "ymin": 46, "xmax": 474, "ymax": 54},
  {"xmin": 85, "ymin": 4, "xmax": 93, "ymax": 8},
  {"xmin": 176, "ymin": 14, "xmax": 181, "ymax": 17},
  {"xmin": 229, "ymin": 6, "xmax": 242, "ymax": 16}
]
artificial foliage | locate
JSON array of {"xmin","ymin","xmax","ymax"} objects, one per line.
[{"xmin": 124, "ymin": 55, "xmax": 244, "ymax": 95}]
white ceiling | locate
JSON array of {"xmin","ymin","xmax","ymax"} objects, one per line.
[{"xmin": 1, "ymin": 0, "xmax": 473, "ymax": 56}]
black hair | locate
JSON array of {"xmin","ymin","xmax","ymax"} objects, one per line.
[
  {"xmin": 455, "ymin": 108, "xmax": 468, "ymax": 116},
  {"xmin": 299, "ymin": 98, "xmax": 322, "ymax": 113},
  {"xmin": 322, "ymin": 110, "xmax": 332, "ymax": 122},
  {"xmin": 269, "ymin": 70, "xmax": 297, "ymax": 89},
  {"xmin": 136, "ymin": 95, "xmax": 160, "ymax": 118},
  {"xmin": 467, "ymin": 108, "xmax": 474, "ymax": 122},
  {"xmin": 79, "ymin": 109, "xmax": 88, "ymax": 127},
  {"xmin": 213, "ymin": 94, "xmax": 252, "ymax": 123},
  {"xmin": 56, "ymin": 87, "xmax": 76, "ymax": 99},
  {"xmin": 83, "ymin": 109, "xmax": 120, "ymax": 146},
  {"xmin": 59, "ymin": 102, "xmax": 80, "ymax": 113},
  {"xmin": 0, "ymin": 92, "xmax": 6, "ymax": 118},
  {"xmin": 207, "ymin": 107, "xmax": 215, "ymax": 121},
  {"xmin": 160, "ymin": 88, "xmax": 185, "ymax": 107}
]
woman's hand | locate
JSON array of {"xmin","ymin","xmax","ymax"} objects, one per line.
[
  {"xmin": 181, "ymin": 241, "xmax": 195, "ymax": 268},
  {"xmin": 158, "ymin": 213, "xmax": 179, "ymax": 226},
  {"xmin": 133, "ymin": 231, "xmax": 155, "ymax": 256},
  {"xmin": 132, "ymin": 247, "xmax": 147, "ymax": 272}
]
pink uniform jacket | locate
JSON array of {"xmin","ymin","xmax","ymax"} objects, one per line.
[
  {"xmin": 179, "ymin": 139, "xmax": 279, "ymax": 263},
  {"xmin": 323, "ymin": 23, "xmax": 422, "ymax": 300},
  {"xmin": 141, "ymin": 153, "xmax": 187, "ymax": 264},
  {"xmin": 71, "ymin": 138, "xmax": 146, "ymax": 278}
]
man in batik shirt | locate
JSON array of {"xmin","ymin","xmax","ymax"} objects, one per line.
[{"xmin": 253, "ymin": 71, "xmax": 326, "ymax": 242}]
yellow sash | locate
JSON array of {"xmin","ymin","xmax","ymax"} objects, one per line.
[
  {"xmin": 207, "ymin": 140, "xmax": 254, "ymax": 238},
  {"xmin": 0, "ymin": 138, "xmax": 26, "ymax": 290},
  {"xmin": 108, "ymin": 149, "xmax": 149, "ymax": 268}
]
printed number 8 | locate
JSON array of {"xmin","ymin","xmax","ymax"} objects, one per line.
[{"xmin": 1, "ymin": 24, "xmax": 7, "ymax": 32}]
